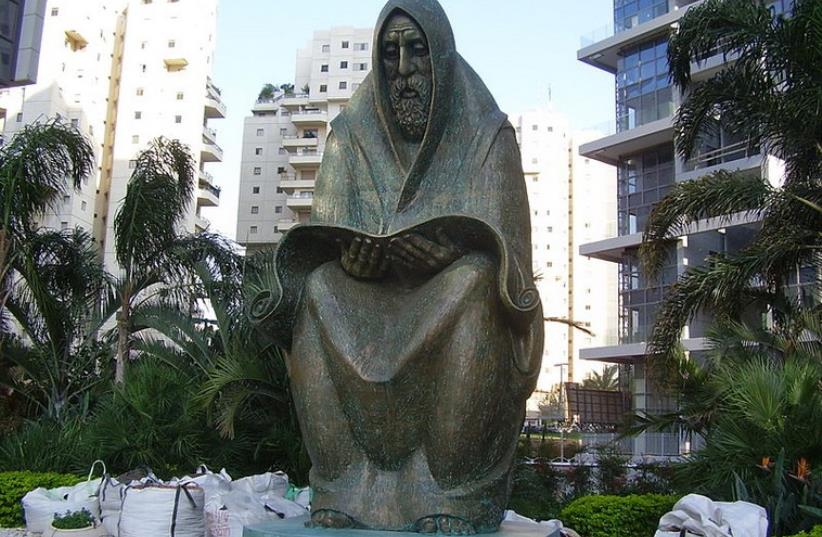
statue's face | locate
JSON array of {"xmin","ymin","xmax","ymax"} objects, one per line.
[{"xmin": 381, "ymin": 13, "xmax": 432, "ymax": 142}]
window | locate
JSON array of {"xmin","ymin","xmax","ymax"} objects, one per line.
[
  {"xmin": 340, "ymin": 61, "xmax": 348, "ymax": 69},
  {"xmin": 547, "ymin": 126, "xmax": 553, "ymax": 132},
  {"xmin": 140, "ymin": 64, "xmax": 147, "ymax": 72},
  {"xmin": 132, "ymin": 135, "xmax": 139, "ymax": 143},
  {"xmin": 341, "ymin": 41, "xmax": 349, "ymax": 48},
  {"xmin": 141, "ymin": 41, "xmax": 147, "ymax": 49},
  {"xmin": 15, "ymin": 113, "xmax": 22, "ymax": 122},
  {"xmin": 277, "ymin": 167, "xmax": 286, "ymax": 174},
  {"xmin": 546, "ymin": 262, "xmax": 552, "ymax": 268},
  {"xmin": 173, "ymin": 115, "xmax": 182, "ymax": 124},
  {"xmin": 584, "ymin": 305, "xmax": 591, "ymax": 311},
  {"xmin": 134, "ymin": 111, "xmax": 142, "ymax": 119},
  {"xmin": 128, "ymin": 160, "xmax": 138, "ymax": 169},
  {"xmin": 142, "ymin": 0, "xmax": 152, "ymax": 3},
  {"xmin": 616, "ymin": 36, "xmax": 672, "ymax": 131},
  {"xmin": 532, "ymin": 125, "xmax": 538, "ymax": 131},
  {"xmin": 322, "ymin": 44, "xmax": 330, "ymax": 53},
  {"xmin": 339, "ymin": 81, "xmax": 348, "ymax": 90},
  {"xmin": 251, "ymin": 206, "xmax": 259, "ymax": 214},
  {"xmin": 168, "ymin": 40, "xmax": 175, "ymax": 48},
  {"xmin": 252, "ymin": 186, "xmax": 260, "ymax": 194},
  {"xmin": 355, "ymin": 42, "xmax": 369, "ymax": 51},
  {"xmin": 547, "ymin": 227, "xmax": 553, "ymax": 232},
  {"xmin": 276, "ymin": 187, "xmax": 284, "ymax": 194},
  {"xmin": 61, "ymin": 222, "xmax": 69, "ymax": 230},
  {"xmin": 356, "ymin": 62, "xmax": 368, "ymax": 71},
  {"xmin": 81, "ymin": 201, "xmax": 87, "ymax": 211},
  {"xmin": 279, "ymin": 128, "xmax": 287, "ymax": 136},
  {"xmin": 320, "ymin": 64, "xmax": 328, "ymax": 72},
  {"xmin": 253, "ymin": 167, "xmax": 262, "ymax": 175},
  {"xmin": 255, "ymin": 147, "xmax": 263, "ymax": 155},
  {"xmin": 319, "ymin": 84, "xmax": 327, "ymax": 93},
  {"xmin": 71, "ymin": 119, "xmax": 79, "ymax": 128},
  {"xmin": 63, "ymin": 195, "xmax": 71, "ymax": 204},
  {"xmin": 531, "ymin": 158, "xmax": 538, "ymax": 164},
  {"xmin": 176, "ymin": 92, "xmax": 184, "ymax": 100},
  {"xmin": 256, "ymin": 128, "xmax": 264, "ymax": 136},
  {"xmin": 249, "ymin": 226, "xmax": 258, "ymax": 234},
  {"xmin": 278, "ymin": 148, "xmax": 287, "ymax": 155},
  {"xmin": 51, "ymin": 7, "xmax": 59, "ymax": 16},
  {"xmin": 275, "ymin": 206, "xmax": 283, "ymax": 214},
  {"xmin": 136, "ymin": 88, "xmax": 144, "ymax": 96}
]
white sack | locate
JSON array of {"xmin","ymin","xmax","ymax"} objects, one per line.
[
  {"xmin": 22, "ymin": 461, "xmax": 106, "ymax": 534},
  {"xmin": 119, "ymin": 483, "xmax": 205, "ymax": 537},
  {"xmin": 100, "ymin": 470, "xmax": 161, "ymax": 537},
  {"xmin": 503, "ymin": 510, "xmax": 564, "ymax": 536},
  {"xmin": 654, "ymin": 494, "xmax": 768, "ymax": 537}
]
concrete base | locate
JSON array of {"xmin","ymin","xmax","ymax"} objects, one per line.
[{"xmin": 244, "ymin": 516, "xmax": 563, "ymax": 537}]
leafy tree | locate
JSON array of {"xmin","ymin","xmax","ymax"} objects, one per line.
[
  {"xmin": 0, "ymin": 120, "xmax": 94, "ymax": 325},
  {"xmin": 641, "ymin": 0, "xmax": 822, "ymax": 363},
  {"xmin": 0, "ymin": 229, "xmax": 116, "ymax": 420},
  {"xmin": 111, "ymin": 138, "xmax": 239, "ymax": 383},
  {"xmin": 582, "ymin": 365, "xmax": 619, "ymax": 391},
  {"xmin": 258, "ymin": 83, "xmax": 276, "ymax": 101}
]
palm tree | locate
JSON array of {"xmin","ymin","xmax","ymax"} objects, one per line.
[
  {"xmin": 0, "ymin": 120, "xmax": 94, "ymax": 322},
  {"xmin": 111, "ymin": 137, "xmax": 240, "ymax": 383},
  {"xmin": 581, "ymin": 365, "xmax": 619, "ymax": 391},
  {"xmin": 640, "ymin": 0, "xmax": 822, "ymax": 363},
  {"xmin": 136, "ymin": 253, "xmax": 308, "ymax": 481},
  {"xmin": 0, "ymin": 228, "xmax": 116, "ymax": 420}
]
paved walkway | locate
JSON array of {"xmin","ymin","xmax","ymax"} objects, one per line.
[{"xmin": 0, "ymin": 529, "xmax": 26, "ymax": 537}]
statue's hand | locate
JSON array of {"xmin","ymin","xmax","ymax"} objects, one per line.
[
  {"xmin": 389, "ymin": 229, "xmax": 461, "ymax": 275},
  {"xmin": 339, "ymin": 236, "xmax": 389, "ymax": 280}
]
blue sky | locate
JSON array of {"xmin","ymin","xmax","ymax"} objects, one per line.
[{"xmin": 204, "ymin": 0, "xmax": 615, "ymax": 239}]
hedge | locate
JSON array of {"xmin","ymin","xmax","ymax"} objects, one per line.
[
  {"xmin": 0, "ymin": 471, "xmax": 82, "ymax": 528},
  {"xmin": 559, "ymin": 494, "xmax": 679, "ymax": 537},
  {"xmin": 785, "ymin": 527, "xmax": 822, "ymax": 537}
]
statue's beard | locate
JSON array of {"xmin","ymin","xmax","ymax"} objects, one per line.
[{"xmin": 388, "ymin": 74, "xmax": 431, "ymax": 142}]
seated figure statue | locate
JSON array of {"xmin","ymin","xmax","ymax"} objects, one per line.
[{"xmin": 250, "ymin": 0, "xmax": 544, "ymax": 533}]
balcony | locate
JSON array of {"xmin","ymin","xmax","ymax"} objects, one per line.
[
  {"xmin": 286, "ymin": 193, "xmax": 314, "ymax": 212},
  {"xmin": 679, "ymin": 141, "xmax": 762, "ymax": 181},
  {"xmin": 579, "ymin": 116, "xmax": 674, "ymax": 165},
  {"xmin": 194, "ymin": 213, "xmax": 210, "ymax": 232},
  {"xmin": 578, "ymin": 1, "xmax": 703, "ymax": 73},
  {"xmin": 201, "ymin": 141, "xmax": 224, "ymax": 162},
  {"xmin": 291, "ymin": 109, "xmax": 328, "ymax": 126},
  {"xmin": 289, "ymin": 149, "xmax": 323, "ymax": 168},
  {"xmin": 65, "ymin": 30, "xmax": 88, "ymax": 51},
  {"xmin": 203, "ymin": 126, "xmax": 217, "ymax": 144},
  {"xmin": 164, "ymin": 58, "xmax": 188, "ymax": 72},
  {"xmin": 580, "ymin": 232, "xmax": 643, "ymax": 263},
  {"xmin": 281, "ymin": 94, "xmax": 310, "ymax": 108},
  {"xmin": 199, "ymin": 169, "xmax": 216, "ymax": 188},
  {"xmin": 253, "ymin": 99, "xmax": 280, "ymax": 113},
  {"xmin": 197, "ymin": 184, "xmax": 220, "ymax": 207},
  {"xmin": 276, "ymin": 220, "xmax": 299, "ymax": 232},
  {"xmin": 207, "ymin": 77, "xmax": 222, "ymax": 100},
  {"xmin": 282, "ymin": 135, "xmax": 319, "ymax": 150},
  {"xmin": 280, "ymin": 178, "xmax": 315, "ymax": 191},
  {"xmin": 205, "ymin": 96, "xmax": 226, "ymax": 119}
]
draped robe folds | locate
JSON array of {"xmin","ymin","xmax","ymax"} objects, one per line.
[{"xmin": 249, "ymin": 0, "xmax": 544, "ymax": 532}]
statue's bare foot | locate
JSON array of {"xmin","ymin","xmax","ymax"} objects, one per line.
[
  {"xmin": 307, "ymin": 509, "xmax": 356, "ymax": 529},
  {"xmin": 415, "ymin": 515, "xmax": 476, "ymax": 535}
]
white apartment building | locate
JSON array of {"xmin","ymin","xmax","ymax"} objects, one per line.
[
  {"xmin": 237, "ymin": 27, "xmax": 372, "ymax": 251},
  {"xmin": 516, "ymin": 107, "xmax": 618, "ymax": 419},
  {"xmin": 576, "ymin": 0, "xmax": 792, "ymax": 456},
  {"xmin": 0, "ymin": 0, "xmax": 226, "ymax": 273}
]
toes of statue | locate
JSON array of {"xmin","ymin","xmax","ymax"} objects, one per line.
[
  {"xmin": 310, "ymin": 509, "xmax": 355, "ymax": 529},
  {"xmin": 417, "ymin": 517, "xmax": 438, "ymax": 533}
]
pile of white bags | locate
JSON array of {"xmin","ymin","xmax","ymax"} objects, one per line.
[
  {"xmin": 22, "ymin": 461, "xmax": 107, "ymax": 534},
  {"xmin": 654, "ymin": 494, "xmax": 768, "ymax": 537},
  {"xmin": 202, "ymin": 470, "xmax": 308, "ymax": 537},
  {"xmin": 99, "ymin": 470, "xmax": 161, "ymax": 537}
]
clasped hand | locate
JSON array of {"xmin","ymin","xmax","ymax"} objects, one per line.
[{"xmin": 339, "ymin": 229, "xmax": 460, "ymax": 280}]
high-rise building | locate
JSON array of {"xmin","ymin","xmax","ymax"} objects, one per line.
[
  {"xmin": 576, "ymin": 0, "xmax": 791, "ymax": 456},
  {"xmin": 0, "ymin": 0, "xmax": 47, "ymax": 89},
  {"xmin": 515, "ymin": 106, "xmax": 618, "ymax": 421},
  {"xmin": 237, "ymin": 27, "xmax": 372, "ymax": 251},
  {"xmin": 0, "ymin": 0, "xmax": 226, "ymax": 273}
]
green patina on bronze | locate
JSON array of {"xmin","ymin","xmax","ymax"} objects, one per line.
[{"xmin": 250, "ymin": 0, "xmax": 543, "ymax": 533}]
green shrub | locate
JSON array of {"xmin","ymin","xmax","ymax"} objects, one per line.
[
  {"xmin": 0, "ymin": 419, "xmax": 92, "ymax": 474},
  {"xmin": 52, "ymin": 508, "xmax": 95, "ymax": 529},
  {"xmin": 559, "ymin": 494, "xmax": 678, "ymax": 537},
  {"xmin": 786, "ymin": 527, "xmax": 822, "ymax": 537},
  {"xmin": 0, "ymin": 471, "xmax": 81, "ymax": 528}
]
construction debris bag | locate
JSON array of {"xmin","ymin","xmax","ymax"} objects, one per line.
[
  {"xmin": 22, "ymin": 461, "xmax": 106, "ymax": 534},
  {"xmin": 118, "ymin": 483, "xmax": 205, "ymax": 537},
  {"xmin": 99, "ymin": 470, "xmax": 160, "ymax": 537},
  {"xmin": 654, "ymin": 494, "xmax": 768, "ymax": 537}
]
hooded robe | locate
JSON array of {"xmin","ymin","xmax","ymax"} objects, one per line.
[{"xmin": 249, "ymin": 0, "xmax": 544, "ymax": 531}]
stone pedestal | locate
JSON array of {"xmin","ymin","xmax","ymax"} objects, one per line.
[{"xmin": 243, "ymin": 517, "xmax": 563, "ymax": 537}]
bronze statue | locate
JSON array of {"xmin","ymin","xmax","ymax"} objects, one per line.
[{"xmin": 250, "ymin": 0, "xmax": 543, "ymax": 533}]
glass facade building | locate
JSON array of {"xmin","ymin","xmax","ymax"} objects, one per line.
[{"xmin": 615, "ymin": 36, "xmax": 673, "ymax": 132}]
